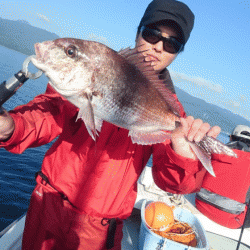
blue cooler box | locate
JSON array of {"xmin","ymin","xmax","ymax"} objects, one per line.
[{"xmin": 138, "ymin": 200, "xmax": 210, "ymax": 250}]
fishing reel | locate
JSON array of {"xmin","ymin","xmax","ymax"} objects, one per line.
[{"xmin": 0, "ymin": 55, "xmax": 43, "ymax": 113}]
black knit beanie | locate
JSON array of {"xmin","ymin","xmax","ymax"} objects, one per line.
[{"xmin": 138, "ymin": 0, "xmax": 195, "ymax": 44}]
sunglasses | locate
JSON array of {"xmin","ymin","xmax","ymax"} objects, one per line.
[{"xmin": 141, "ymin": 26, "xmax": 183, "ymax": 54}]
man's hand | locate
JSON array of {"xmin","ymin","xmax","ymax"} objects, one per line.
[
  {"xmin": 171, "ymin": 116, "xmax": 221, "ymax": 160},
  {"xmin": 0, "ymin": 109, "xmax": 15, "ymax": 141}
]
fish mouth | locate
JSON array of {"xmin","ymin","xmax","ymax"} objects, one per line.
[
  {"xmin": 30, "ymin": 56, "xmax": 48, "ymax": 73},
  {"xmin": 33, "ymin": 41, "xmax": 54, "ymax": 62},
  {"xmin": 31, "ymin": 41, "xmax": 55, "ymax": 72},
  {"xmin": 34, "ymin": 43, "xmax": 42, "ymax": 60}
]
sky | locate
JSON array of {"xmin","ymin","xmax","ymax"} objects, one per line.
[{"xmin": 0, "ymin": 0, "xmax": 250, "ymax": 120}]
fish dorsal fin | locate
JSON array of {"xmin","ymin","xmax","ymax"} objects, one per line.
[{"xmin": 119, "ymin": 47, "xmax": 181, "ymax": 117}]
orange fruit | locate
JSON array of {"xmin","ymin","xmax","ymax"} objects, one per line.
[{"xmin": 145, "ymin": 201, "xmax": 174, "ymax": 230}]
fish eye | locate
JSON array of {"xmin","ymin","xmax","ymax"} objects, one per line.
[{"xmin": 65, "ymin": 45, "xmax": 78, "ymax": 58}]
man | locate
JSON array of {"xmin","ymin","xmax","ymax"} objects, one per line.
[{"xmin": 0, "ymin": 0, "xmax": 220, "ymax": 249}]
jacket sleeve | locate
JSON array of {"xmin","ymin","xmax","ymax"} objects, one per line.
[
  {"xmin": 152, "ymin": 141, "xmax": 206, "ymax": 194},
  {"xmin": 0, "ymin": 85, "xmax": 70, "ymax": 154},
  {"xmin": 152, "ymin": 88, "xmax": 206, "ymax": 194}
]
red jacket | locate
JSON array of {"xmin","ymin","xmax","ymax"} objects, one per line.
[{"xmin": 0, "ymin": 85, "xmax": 205, "ymax": 219}]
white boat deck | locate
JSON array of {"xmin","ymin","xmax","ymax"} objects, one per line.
[{"xmin": 0, "ymin": 166, "xmax": 250, "ymax": 249}]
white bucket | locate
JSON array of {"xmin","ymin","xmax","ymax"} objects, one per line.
[{"xmin": 138, "ymin": 200, "xmax": 210, "ymax": 250}]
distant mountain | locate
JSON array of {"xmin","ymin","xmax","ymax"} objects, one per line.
[
  {"xmin": 0, "ymin": 17, "xmax": 59, "ymax": 55},
  {"xmin": 176, "ymin": 87, "xmax": 250, "ymax": 133},
  {"xmin": 0, "ymin": 17, "xmax": 249, "ymax": 133}
]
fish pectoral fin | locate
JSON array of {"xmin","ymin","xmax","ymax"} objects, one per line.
[
  {"xmin": 129, "ymin": 130, "xmax": 171, "ymax": 145},
  {"xmin": 95, "ymin": 116, "xmax": 103, "ymax": 133},
  {"xmin": 76, "ymin": 96, "xmax": 97, "ymax": 141},
  {"xmin": 188, "ymin": 141, "xmax": 215, "ymax": 177}
]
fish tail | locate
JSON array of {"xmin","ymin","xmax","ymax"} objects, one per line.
[
  {"xmin": 188, "ymin": 136, "xmax": 237, "ymax": 177},
  {"xmin": 196, "ymin": 136, "xmax": 237, "ymax": 158},
  {"xmin": 188, "ymin": 142, "xmax": 215, "ymax": 177}
]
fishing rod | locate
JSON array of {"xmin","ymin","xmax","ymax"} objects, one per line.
[
  {"xmin": 236, "ymin": 191, "xmax": 250, "ymax": 250},
  {"xmin": 0, "ymin": 55, "xmax": 43, "ymax": 114}
]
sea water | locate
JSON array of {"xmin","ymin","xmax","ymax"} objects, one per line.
[
  {"xmin": 0, "ymin": 45, "xmax": 50, "ymax": 231},
  {"xmin": 0, "ymin": 45, "xmax": 232, "ymax": 232}
]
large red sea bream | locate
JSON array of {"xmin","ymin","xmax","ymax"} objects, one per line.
[{"xmin": 31, "ymin": 38, "xmax": 237, "ymax": 176}]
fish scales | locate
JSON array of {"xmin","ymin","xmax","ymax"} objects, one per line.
[{"xmin": 81, "ymin": 42, "xmax": 176, "ymax": 129}]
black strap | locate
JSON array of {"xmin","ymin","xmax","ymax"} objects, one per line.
[
  {"xmin": 35, "ymin": 171, "xmax": 70, "ymax": 202},
  {"xmin": 236, "ymin": 201, "xmax": 250, "ymax": 250},
  {"xmin": 35, "ymin": 171, "xmax": 49, "ymax": 184},
  {"xmin": 101, "ymin": 218, "xmax": 117, "ymax": 249}
]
